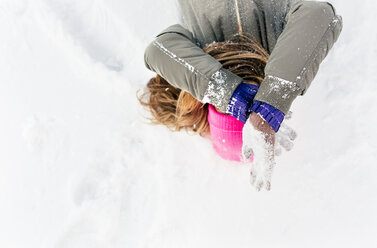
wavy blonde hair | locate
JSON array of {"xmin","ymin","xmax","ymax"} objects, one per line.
[{"xmin": 138, "ymin": 34, "xmax": 269, "ymax": 137}]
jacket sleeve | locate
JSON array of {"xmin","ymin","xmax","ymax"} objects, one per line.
[
  {"xmin": 144, "ymin": 24, "xmax": 243, "ymax": 112},
  {"xmin": 254, "ymin": 1, "xmax": 343, "ymax": 114}
]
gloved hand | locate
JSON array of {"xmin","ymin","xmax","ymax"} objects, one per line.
[
  {"xmin": 242, "ymin": 111, "xmax": 297, "ymax": 191},
  {"xmin": 242, "ymin": 112, "xmax": 276, "ymax": 191}
]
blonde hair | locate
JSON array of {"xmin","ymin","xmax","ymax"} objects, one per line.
[{"xmin": 138, "ymin": 33, "xmax": 269, "ymax": 136}]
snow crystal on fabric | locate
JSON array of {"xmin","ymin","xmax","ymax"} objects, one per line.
[
  {"xmin": 211, "ymin": 70, "xmax": 226, "ymax": 84},
  {"xmin": 265, "ymin": 75, "xmax": 300, "ymax": 93},
  {"xmin": 202, "ymin": 70, "xmax": 228, "ymax": 107}
]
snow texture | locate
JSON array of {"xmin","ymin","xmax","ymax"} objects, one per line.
[
  {"xmin": 266, "ymin": 75, "xmax": 300, "ymax": 92},
  {"xmin": 202, "ymin": 70, "xmax": 228, "ymax": 105},
  {"xmin": 242, "ymin": 119, "xmax": 275, "ymax": 191},
  {"xmin": 202, "ymin": 69, "xmax": 239, "ymax": 111},
  {"xmin": 1, "ymin": 0, "xmax": 377, "ymax": 247}
]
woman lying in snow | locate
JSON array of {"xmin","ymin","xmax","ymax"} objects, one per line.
[{"xmin": 139, "ymin": 0, "xmax": 343, "ymax": 191}]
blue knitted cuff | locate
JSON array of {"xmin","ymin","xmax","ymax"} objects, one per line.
[
  {"xmin": 250, "ymin": 101, "xmax": 285, "ymax": 132},
  {"xmin": 226, "ymin": 83, "xmax": 259, "ymax": 123}
]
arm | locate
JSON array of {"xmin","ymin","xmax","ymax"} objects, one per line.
[
  {"xmin": 253, "ymin": 1, "xmax": 343, "ymax": 115},
  {"xmin": 144, "ymin": 24, "xmax": 243, "ymax": 113},
  {"xmin": 218, "ymin": 1, "xmax": 343, "ymax": 132},
  {"xmin": 242, "ymin": 1, "xmax": 343, "ymax": 191}
]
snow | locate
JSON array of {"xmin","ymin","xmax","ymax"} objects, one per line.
[
  {"xmin": 242, "ymin": 119, "xmax": 275, "ymax": 191},
  {"xmin": 266, "ymin": 75, "xmax": 299, "ymax": 89},
  {"xmin": 1, "ymin": 0, "xmax": 377, "ymax": 247},
  {"xmin": 202, "ymin": 69, "xmax": 231, "ymax": 109}
]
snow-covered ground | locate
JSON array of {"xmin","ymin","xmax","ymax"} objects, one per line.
[{"xmin": 1, "ymin": 0, "xmax": 376, "ymax": 247}]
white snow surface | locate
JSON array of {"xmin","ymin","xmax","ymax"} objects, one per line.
[{"xmin": 1, "ymin": 0, "xmax": 376, "ymax": 247}]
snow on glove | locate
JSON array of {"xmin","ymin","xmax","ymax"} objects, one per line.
[
  {"xmin": 242, "ymin": 113, "xmax": 276, "ymax": 191},
  {"xmin": 226, "ymin": 83, "xmax": 259, "ymax": 124}
]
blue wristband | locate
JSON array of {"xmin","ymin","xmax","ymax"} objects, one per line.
[
  {"xmin": 249, "ymin": 101, "xmax": 285, "ymax": 132},
  {"xmin": 226, "ymin": 83, "xmax": 259, "ymax": 123}
]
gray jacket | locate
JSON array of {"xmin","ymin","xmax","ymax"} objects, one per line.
[{"xmin": 144, "ymin": 0, "xmax": 343, "ymax": 114}]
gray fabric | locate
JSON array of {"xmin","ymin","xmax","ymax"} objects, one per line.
[
  {"xmin": 254, "ymin": 1, "xmax": 343, "ymax": 113},
  {"xmin": 144, "ymin": 27, "xmax": 243, "ymax": 108},
  {"xmin": 178, "ymin": 0, "xmax": 300, "ymax": 53},
  {"xmin": 144, "ymin": 0, "xmax": 343, "ymax": 114}
]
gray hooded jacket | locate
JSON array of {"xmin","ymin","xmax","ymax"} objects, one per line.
[{"xmin": 144, "ymin": 0, "xmax": 343, "ymax": 114}]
